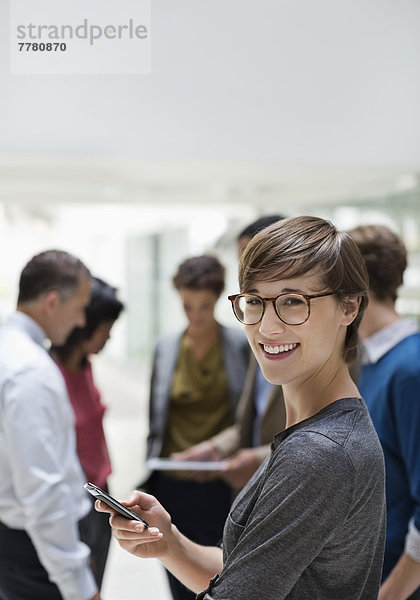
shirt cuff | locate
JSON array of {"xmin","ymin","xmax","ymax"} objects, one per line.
[
  {"xmin": 55, "ymin": 565, "xmax": 97, "ymax": 600},
  {"xmin": 211, "ymin": 427, "xmax": 240, "ymax": 458},
  {"xmin": 404, "ymin": 518, "xmax": 420, "ymax": 563}
]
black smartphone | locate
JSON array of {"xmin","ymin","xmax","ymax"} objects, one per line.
[{"xmin": 84, "ymin": 482, "xmax": 149, "ymax": 527}]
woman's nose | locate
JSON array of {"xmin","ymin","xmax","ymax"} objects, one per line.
[{"xmin": 258, "ymin": 302, "xmax": 286, "ymax": 336}]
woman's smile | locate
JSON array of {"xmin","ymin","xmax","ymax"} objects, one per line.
[
  {"xmin": 243, "ymin": 274, "xmax": 349, "ymax": 388},
  {"xmin": 260, "ymin": 342, "xmax": 299, "ymax": 358}
]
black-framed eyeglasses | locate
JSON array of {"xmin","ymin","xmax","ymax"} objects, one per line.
[{"xmin": 228, "ymin": 291, "xmax": 336, "ymax": 326}]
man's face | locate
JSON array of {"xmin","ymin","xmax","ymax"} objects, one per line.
[{"xmin": 47, "ymin": 276, "xmax": 92, "ymax": 345}]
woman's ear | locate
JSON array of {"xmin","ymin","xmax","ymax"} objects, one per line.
[{"xmin": 342, "ymin": 296, "xmax": 361, "ymax": 326}]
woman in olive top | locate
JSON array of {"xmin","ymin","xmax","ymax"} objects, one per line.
[{"xmin": 142, "ymin": 255, "xmax": 249, "ymax": 600}]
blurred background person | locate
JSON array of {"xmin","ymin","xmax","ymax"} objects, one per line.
[
  {"xmin": 140, "ymin": 254, "xmax": 249, "ymax": 600},
  {"xmin": 52, "ymin": 276, "xmax": 124, "ymax": 591},
  {"xmin": 0, "ymin": 250, "xmax": 100, "ymax": 600},
  {"xmin": 236, "ymin": 215, "xmax": 286, "ymax": 254},
  {"xmin": 350, "ymin": 225, "xmax": 420, "ymax": 600},
  {"xmin": 174, "ymin": 216, "xmax": 286, "ymax": 491}
]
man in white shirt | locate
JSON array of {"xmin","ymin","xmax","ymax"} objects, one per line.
[{"xmin": 0, "ymin": 250, "xmax": 100, "ymax": 600}]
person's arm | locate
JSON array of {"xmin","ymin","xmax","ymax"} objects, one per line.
[
  {"xmin": 171, "ymin": 439, "xmax": 224, "ymax": 462},
  {"xmin": 381, "ymin": 372, "xmax": 420, "ymax": 600},
  {"xmin": 96, "ymin": 490, "xmax": 223, "ymax": 593},
  {"xmin": 170, "ymin": 440, "xmax": 224, "ymax": 483},
  {"xmin": 210, "ymin": 424, "xmax": 242, "ymax": 458},
  {"xmin": 170, "ymin": 432, "xmax": 236, "ymax": 484},
  {"xmin": 161, "ymin": 527, "xmax": 222, "ymax": 593},
  {"xmin": 4, "ymin": 370, "xmax": 98, "ymax": 600},
  {"xmin": 100, "ymin": 434, "xmax": 364, "ymax": 600},
  {"xmin": 378, "ymin": 553, "xmax": 420, "ymax": 600},
  {"xmin": 145, "ymin": 349, "xmax": 160, "ymax": 458}
]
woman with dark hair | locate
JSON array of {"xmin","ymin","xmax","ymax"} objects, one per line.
[
  {"xmin": 52, "ymin": 276, "xmax": 124, "ymax": 590},
  {"xmin": 97, "ymin": 217, "xmax": 386, "ymax": 600},
  {"xmin": 141, "ymin": 254, "xmax": 249, "ymax": 600}
]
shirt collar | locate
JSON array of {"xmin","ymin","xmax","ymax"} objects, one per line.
[
  {"xmin": 6, "ymin": 311, "xmax": 49, "ymax": 349},
  {"xmin": 361, "ymin": 317, "xmax": 419, "ymax": 365}
]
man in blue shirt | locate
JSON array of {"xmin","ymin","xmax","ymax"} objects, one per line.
[{"xmin": 351, "ymin": 224, "xmax": 420, "ymax": 600}]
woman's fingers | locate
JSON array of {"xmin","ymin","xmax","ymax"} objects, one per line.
[
  {"xmin": 112, "ymin": 524, "xmax": 163, "ymax": 542},
  {"xmin": 123, "ymin": 490, "xmax": 156, "ymax": 509},
  {"xmin": 95, "ymin": 491, "xmax": 169, "ymax": 559}
]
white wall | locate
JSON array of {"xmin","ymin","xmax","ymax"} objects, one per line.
[{"xmin": 1, "ymin": 0, "xmax": 419, "ymax": 166}]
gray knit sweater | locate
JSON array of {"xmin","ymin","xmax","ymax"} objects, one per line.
[{"xmin": 199, "ymin": 397, "xmax": 386, "ymax": 600}]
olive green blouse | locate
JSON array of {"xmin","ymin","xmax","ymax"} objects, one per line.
[{"xmin": 160, "ymin": 334, "xmax": 233, "ymax": 478}]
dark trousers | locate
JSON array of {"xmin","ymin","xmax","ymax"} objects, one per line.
[
  {"xmin": 0, "ymin": 524, "xmax": 62, "ymax": 600},
  {"xmin": 146, "ymin": 473, "xmax": 232, "ymax": 600},
  {"xmin": 0, "ymin": 512, "xmax": 98, "ymax": 600}
]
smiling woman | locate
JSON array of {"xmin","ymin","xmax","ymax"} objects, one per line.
[{"xmin": 96, "ymin": 216, "xmax": 386, "ymax": 600}]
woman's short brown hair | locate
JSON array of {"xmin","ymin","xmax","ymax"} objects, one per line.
[
  {"xmin": 173, "ymin": 255, "xmax": 225, "ymax": 297},
  {"xmin": 238, "ymin": 216, "xmax": 369, "ymax": 364}
]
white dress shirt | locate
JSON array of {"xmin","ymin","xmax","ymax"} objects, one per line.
[
  {"xmin": 0, "ymin": 312, "xmax": 97, "ymax": 600},
  {"xmin": 360, "ymin": 317, "xmax": 419, "ymax": 364}
]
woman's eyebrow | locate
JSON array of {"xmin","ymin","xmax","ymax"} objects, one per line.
[
  {"xmin": 246, "ymin": 287, "xmax": 307, "ymax": 295},
  {"xmin": 282, "ymin": 287, "xmax": 310, "ymax": 294}
]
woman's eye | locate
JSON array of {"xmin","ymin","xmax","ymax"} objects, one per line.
[
  {"xmin": 246, "ymin": 297, "xmax": 261, "ymax": 306},
  {"xmin": 283, "ymin": 295, "xmax": 305, "ymax": 306}
]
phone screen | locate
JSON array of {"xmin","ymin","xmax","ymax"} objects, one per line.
[{"xmin": 84, "ymin": 482, "xmax": 149, "ymax": 527}]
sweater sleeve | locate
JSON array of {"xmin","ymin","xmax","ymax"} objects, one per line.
[
  {"xmin": 210, "ymin": 424, "xmax": 241, "ymax": 458},
  {"xmin": 405, "ymin": 519, "xmax": 420, "ymax": 562},
  {"xmin": 392, "ymin": 370, "xmax": 420, "ymax": 557}
]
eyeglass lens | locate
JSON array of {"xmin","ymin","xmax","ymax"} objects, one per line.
[{"xmin": 234, "ymin": 294, "xmax": 309, "ymax": 325}]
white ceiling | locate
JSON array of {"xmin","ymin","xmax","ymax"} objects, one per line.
[
  {"xmin": 1, "ymin": 0, "xmax": 419, "ymax": 207},
  {"xmin": 0, "ymin": 156, "xmax": 417, "ymax": 210}
]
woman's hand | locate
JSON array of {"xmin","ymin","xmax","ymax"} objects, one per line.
[
  {"xmin": 95, "ymin": 490, "xmax": 172, "ymax": 559},
  {"xmin": 96, "ymin": 488, "xmax": 224, "ymax": 594}
]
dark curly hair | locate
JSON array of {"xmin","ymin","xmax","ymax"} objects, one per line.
[{"xmin": 173, "ymin": 255, "xmax": 225, "ymax": 297}]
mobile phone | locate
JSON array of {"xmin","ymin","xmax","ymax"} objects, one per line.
[{"xmin": 84, "ymin": 482, "xmax": 149, "ymax": 527}]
